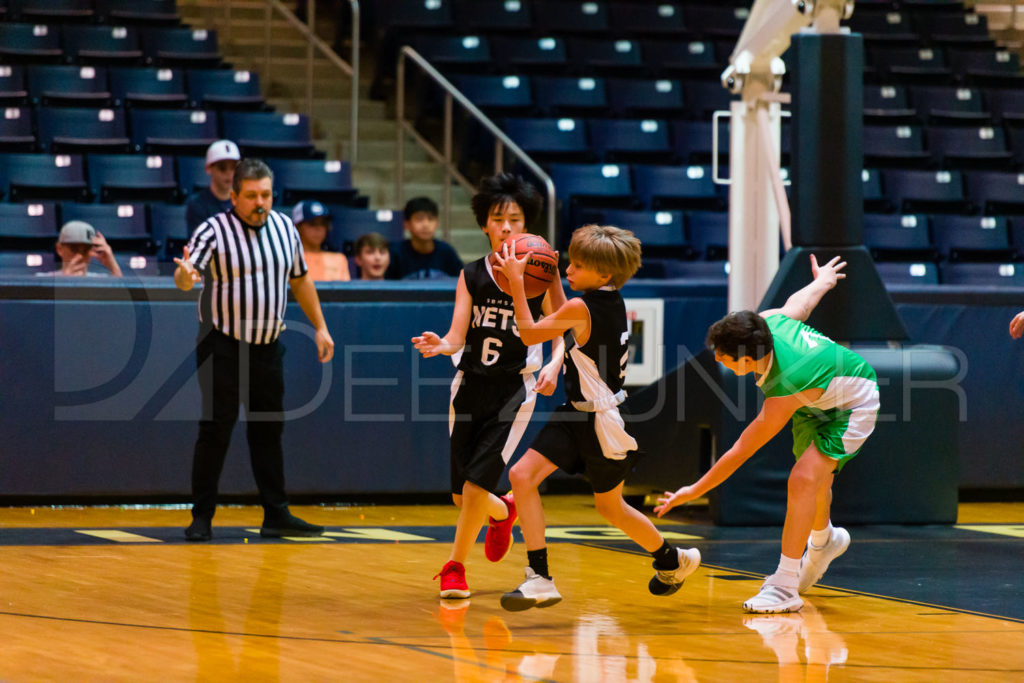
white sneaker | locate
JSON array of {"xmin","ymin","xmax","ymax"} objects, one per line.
[
  {"xmin": 743, "ymin": 574, "xmax": 803, "ymax": 614},
  {"xmin": 798, "ymin": 526, "xmax": 851, "ymax": 592},
  {"xmin": 501, "ymin": 567, "xmax": 562, "ymax": 612},
  {"xmin": 648, "ymin": 547, "xmax": 702, "ymax": 596}
]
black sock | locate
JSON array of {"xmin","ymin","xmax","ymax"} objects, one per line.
[
  {"xmin": 651, "ymin": 541, "xmax": 679, "ymax": 570},
  {"xmin": 527, "ymin": 548, "xmax": 550, "ymax": 579}
]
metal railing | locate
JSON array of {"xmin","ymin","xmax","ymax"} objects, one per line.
[
  {"xmin": 224, "ymin": 0, "xmax": 360, "ymax": 161},
  {"xmin": 395, "ymin": 47, "xmax": 556, "ymax": 245}
]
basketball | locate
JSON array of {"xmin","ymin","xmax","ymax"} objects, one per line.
[{"xmin": 492, "ymin": 233, "xmax": 559, "ymax": 299}]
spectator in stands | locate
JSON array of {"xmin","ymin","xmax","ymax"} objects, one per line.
[
  {"xmin": 46, "ymin": 221, "xmax": 123, "ymax": 277},
  {"xmin": 354, "ymin": 232, "xmax": 390, "ymax": 280},
  {"xmin": 292, "ymin": 200, "xmax": 350, "ymax": 282},
  {"xmin": 185, "ymin": 139, "xmax": 241, "ymax": 231},
  {"xmin": 387, "ymin": 196, "xmax": 463, "ymax": 280}
]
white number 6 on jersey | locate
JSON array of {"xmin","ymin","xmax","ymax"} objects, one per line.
[{"xmin": 481, "ymin": 336, "xmax": 502, "ymax": 366}]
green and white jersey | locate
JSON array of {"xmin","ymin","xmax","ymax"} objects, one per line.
[{"xmin": 756, "ymin": 314, "xmax": 878, "ymax": 413}]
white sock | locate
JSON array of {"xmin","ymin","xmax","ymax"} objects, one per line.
[
  {"xmin": 777, "ymin": 554, "xmax": 801, "ymax": 578},
  {"xmin": 810, "ymin": 522, "xmax": 834, "ymax": 549}
]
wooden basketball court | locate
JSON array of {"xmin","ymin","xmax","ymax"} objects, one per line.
[{"xmin": 2, "ymin": 497, "xmax": 1022, "ymax": 680}]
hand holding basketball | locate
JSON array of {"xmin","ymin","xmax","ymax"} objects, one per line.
[{"xmin": 491, "ymin": 234, "xmax": 559, "ymax": 299}]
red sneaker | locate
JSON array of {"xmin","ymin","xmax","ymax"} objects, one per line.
[
  {"xmin": 484, "ymin": 493, "xmax": 517, "ymax": 562},
  {"xmin": 434, "ymin": 560, "xmax": 470, "ymax": 598}
]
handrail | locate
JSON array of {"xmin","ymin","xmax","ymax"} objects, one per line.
[
  {"xmin": 224, "ymin": 0, "xmax": 360, "ymax": 162},
  {"xmin": 395, "ymin": 47, "xmax": 557, "ymax": 246}
]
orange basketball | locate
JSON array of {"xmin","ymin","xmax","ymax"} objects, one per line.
[{"xmin": 492, "ymin": 233, "xmax": 559, "ymax": 299}]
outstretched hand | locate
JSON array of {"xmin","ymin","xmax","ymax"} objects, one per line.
[
  {"xmin": 493, "ymin": 243, "xmax": 531, "ymax": 284},
  {"xmin": 652, "ymin": 485, "xmax": 699, "ymax": 518},
  {"xmin": 412, "ymin": 331, "xmax": 446, "ymax": 358},
  {"xmin": 174, "ymin": 246, "xmax": 201, "ymax": 284},
  {"xmin": 810, "ymin": 254, "xmax": 847, "ymax": 290}
]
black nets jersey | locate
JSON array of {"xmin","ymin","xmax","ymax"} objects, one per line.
[
  {"xmin": 455, "ymin": 256, "xmax": 544, "ymax": 376},
  {"xmin": 563, "ymin": 288, "xmax": 629, "ymax": 404}
]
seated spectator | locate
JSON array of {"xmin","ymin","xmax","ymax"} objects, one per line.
[
  {"xmin": 185, "ymin": 139, "xmax": 241, "ymax": 232},
  {"xmin": 387, "ymin": 196, "xmax": 463, "ymax": 280},
  {"xmin": 292, "ymin": 200, "xmax": 350, "ymax": 282},
  {"xmin": 354, "ymin": 232, "xmax": 390, "ymax": 281},
  {"xmin": 42, "ymin": 221, "xmax": 122, "ymax": 277}
]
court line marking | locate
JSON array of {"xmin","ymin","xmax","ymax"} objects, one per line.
[
  {"xmin": 74, "ymin": 530, "xmax": 162, "ymax": 543},
  {"xmin": 581, "ymin": 542, "xmax": 1024, "ymax": 625},
  {"xmin": 363, "ymin": 636, "xmax": 558, "ymax": 683}
]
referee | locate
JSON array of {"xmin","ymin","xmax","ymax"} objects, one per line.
[{"xmin": 174, "ymin": 158, "xmax": 335, "ymax": 541}]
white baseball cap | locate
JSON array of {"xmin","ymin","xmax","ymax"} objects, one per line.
[
  {"xmin": 205, "ymin": 139, "xmax": 241, "ymax": 167},
  {"xmin": 58, "ymin": 220, "xmax": 97, "ymax": 245}
]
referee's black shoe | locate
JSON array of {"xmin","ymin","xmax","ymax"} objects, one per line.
[
  {"xmin": 185, "ymin": 517, "xmax": 212, "ymax": 542},
  {"xmin": 260, "ymin": 511, "xmax": 324, "ymax": 538}
]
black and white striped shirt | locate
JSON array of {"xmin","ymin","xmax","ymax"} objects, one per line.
[{"xmin": 185, "ymin": 209, "xmax": 308, "ymax": 345}]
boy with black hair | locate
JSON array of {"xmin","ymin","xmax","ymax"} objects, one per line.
[
  {"xmin": 388, "ymin": 196, "xmax": 463, "ymax": 279},
  {"xmin": 412, "ymin": 173, "xmax": 564, "ymax": 599},
  {"xmin": 493, "ymin": 224, "xmax": 702, "ymax": 611}
]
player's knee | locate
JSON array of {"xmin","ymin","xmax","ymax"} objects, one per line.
[
  {"xmin": 593, "ymin": 495, "xmax": 623, "ymax": 524},
  {"xmin": 451, "ymin": 493, "xmax": 462, "ymax": 507},
  {"xmin": 509, "ymin": 461, "xmax": 532, "ymax": 489},
  {"xmin": 788, "ymin": 468, "xmax": 818, "ymax": 498}
]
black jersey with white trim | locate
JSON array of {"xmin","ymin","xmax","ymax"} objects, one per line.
[
  {"xmin": 563, "ymin": 288, "xmax": 629, "ymax": 404},
  {"xmin": 455, "ymin": 256, "xmax": 544, "ymax": 377}
]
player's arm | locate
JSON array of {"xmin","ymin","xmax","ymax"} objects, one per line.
[
  {"xmin": 654, "ymin": 392, "xmax": 807, "ymax": 516},
  {"xmin": 494, "ymin": 247, "xmax": 588, "ymax": 346},
  {"xmin": 536, "ymin": 291, "xmax": 566, "ymax": 396},
  {"xmin": 760, "ymin": 254, "xmax": 846, "ymax": 322},
  {"xmin": 289, "ymin": 273, "xmax": 335, "ymax": 363},
  {"xmin": 412, "ymin": 271, "xmax": 471, "ymax": 357}
]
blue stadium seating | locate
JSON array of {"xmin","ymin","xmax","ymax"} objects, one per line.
[
  {"xmin": 633, "ymin": 164, "xmax": 724, "ymax": 211},
  {"xmin": 863, "ymin": 213, "xmax": 935, "ymax": 260},
  {"xmin": 0, "ymin": 250, "xmax": 55, "ymax": 274},
  {"xmin": 589, "ymin": 119, "xmax": 674, "ymax": 164},
  {"xmin": 644, "ymin": 40, "xmax": 718, "ymax": 78},
  {"xmin": 143, "ymin": 27, "xmax": 220, "ymax": 68},
  {"xmin": 412, "ymin": 34, "xmax": 492, "ymax": 73},
  {"xmin": 148, "ymin": 202, "xmax": 188, "ymax": 258},
  {"xmin": 863, "ymin": 84, "xmax": 916, "ymax": 122},
  {"xmin": 910, "ymin": 85, "xmax": 990, "ymax": 123},
  {"xmin": 61, "ymin": 201, "xmax": 150, "ymax": 252},
  {"xmin": 686, "ymin": 210, "xmax": 730, "ymax": 260},
  {"xmin": 882, "ymin": 168, "xmax": 970, "ymax": 213},
  {"xmin": 0, "ymin": 65, "xmax": 28, "ymax": 105},
  {"xmin": 129, "ymin": 108, "xmax": 218, "ymax": 155},
  {"xmin": 0, "ymin": 23, "xmax": 63, "ymax": 63},
  {"xmin": 95, "ymin": 0, "xmax": 179, "ymax": 25},
  {"xmin": 863, "ymin": 125, "xmax": 931, "ymax": 166},
  {"xmin": 186, "ymin": 69, "xmax": 265, "ymax": 110},
  {"xmin": 606, "ymin": 78, "xmax": 685, "ymax": 118},
  {"xmin": 875, "ymin": 261, "xmax": 941, "ymax": 285},
  {"xmin": 0, "ymin": 152, "xmax": 88, "ymax": 201},
  {"xmin": 87, "ymin": 153, "xmax": 177, "ymax": 202},
  {"xmin": 267, "ymin": 158, "xmax": 355, "ymax": 205},
  {"xmin": 454, "ymin": 0, "xmax": 532, "ymax": 32},
  {"xmin": 0, "ymin": 106, "xmax": 35, "ymax": 152},
  {"xmin": 684, "ymin": 5, "xmax": 748, "ymax": 38},
  {"xmin": 502, "ymin": 117, "xmax": 591, "ymax": 162},
  {"xmin": 110, "ymin": 66, "xmax": 187, "ymax": 108},
  {"xmin": 927, "ymin": 125, "xmax": 1012, "ymax": 168},
  {"xmin": 323, "ymin": 206, "xmax": 404, "ymax": 254},
  {"xmin": 220, "ymin": 111, "xmax": 315, "ymax": 158},
  {"xmin": 598, "ymin": 208, "xmax": 688, "ymax": 255},
  {"xmin": 534, "ymin": 1, "xmax": 610, "ymax": 34},
  {"xmin": 62, "ymin": 24, "xmax": 144, "ymax": 65},
  {"xmin": 492, "ymin": 36, "xmax": 568, "ymax": 74},
  {"xmin": 609, "ymin": 3, "xmax": 688, "ymax": 38},
  {"xmin": 872, "ymin": 46, "xmax": 952, "ymax": 83},
  {"xmin": 661, "ymin": 259, "xmax": 730, "ymax": 279},
  {"xmin": 175, "ymin": 155, "xmax": 208, "ymax": 194},
  {"xmin": 10, "ymin": 0, "xmax": 93, "ymax": 23},
  {"xmin": 0, "ymin": 201, "xmax": 58, "ymax": 248},
  {"xmin": 28, "ymin": 64, "xmax": 112, "ymax": 106},
  {"xmin": 965, "ymin": 170, "xmax": 1024, "ymax": 214},
  {"xmin": 454, "ymin": 75, "xmax": 533, "ymax": 115},
  {"xmin": 566, "ymin": 37, "xmax": 644, "ymax": 75},
  {"xmin": 940, "ymin": 261, "xmax": 1024, "ymax": 285},
  {"xmin": 534, "ymin": 76, "xmax": 608, "ymax": 117},
  {"xmin": 931, "ymin": 214, "xmax": 1014, "ymax": 261}
]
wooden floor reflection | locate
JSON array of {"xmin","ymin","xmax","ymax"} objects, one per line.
[{"xmin": 1, "ymin": 498, "xmax": 1022, "ymax": 681}]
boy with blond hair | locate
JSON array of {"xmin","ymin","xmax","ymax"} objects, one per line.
[{"xmin": 493, "ymin": 224, "xmax": 702, "ymax": 611}]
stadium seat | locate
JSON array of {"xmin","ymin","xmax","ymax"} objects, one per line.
[
  {"xmin": 0, "ymin": 250, "xmax": 55, "ymax": 274},
  {"xmin": 454, "ymin": 0, "xmax": 532, "ymax": 32},
  {"xmin": 220, "ymin": 111, "xmax": 315, "ymax": 158},
  {"xmin": 491, "ymin": 36, "xmax": 568, "ymax": 75},
  {"xmin": 129, "ymin": 108, "xmax": 218, "ymax": 155},
  {"xmin": 115, "ymin": 253, "xmax": 160, "ymax": 275},
  {"xmin": 453, "ymin": 75, "xmax": 534, "ymax": 116},
  {"xmin": 378, "ymin": 0, "xmax": 453, "ymax": 30},
  {"xmin": 533, "ymin": 76, "xmax": 608, "ymax": 117},
  {"xmin": 501, "ymin": 117, "xmax": 592, "ymax": 163},
  {"xmin": 148, "ymin": 202, "xmax": 188, "ymax": 258},
  {"xmin": 644, "ymin": 40, "xmax": 718, "ymax": 78},
  {"xmin": 323, "ymin": 206, "xmax": 404, "ymax": 253},
  {"xmin": 143, "ymin": 27, "xmax": 220, "ymax": 68},
  {"xmin": 863, "ymin": 84, "xmax": 917, "ymax": 122},
  {"xmin": 0, "ymin": 23, "xmax": 63, "ymax": 63},
  {"xmin": 947, "ymin": 48, "xmax": 1023, "ymax": 86},
  {"xmin": 633, "ymin": 164, "xmax": 724, "ymax": 211},
  {"xmin": 871, "ymin": 46, "xmax": 951, "ymax": 83},
  {"xmin": 0, "ymin": 106, "xmax": 35, "ymax": 152},
  {"xmin": 874, "ymin": 261, "xmax": 940, "ymax": 285},
  {"xmin": 0, "ymin": 65, "xmax": 28, "ymax": 105},
  {"xmin": 176, "ymin": 155, "xmax": 208, "ymax": 194},
  {"xmin": 61, "ymin": 201, "xmax": 150, "ymax": 252},
  {"xmin": 28, "ymin": 65, "xmax": 112, "ymax": 107},
  {"xmin": 549, "ymin": 162, "xmax": 635, "ymax": 238},
  {"xmin": 0, "ymin": 200, "xmax": 58, "ymax": 249},
  {"xmin": 87, "ymin": 153, "xmax": 177, "ymax": 202},
  {"xmin": 266, "ymin": 158, "xmax": 355, "ymax": 205},
  {"xmin": 606, "ymin": 78, "xmax": 685, "ymax": 118},
  {"xmin": 598, "ymin": 208, "xmax": 688, "ymax": 255},
  {"xmin": 910, "ymin": 85, "xmax": 990, "ymax": 123},
  {"xmin": 863, "ymin": 124, "xmax": 931, "ymax": 166},
  {"xmin": 534, "ymin": 1, "xmax": 610, "ymax": 34},
  {"xmin": 984, "ymin": 88, "xmax": 1024, "ymax": 124},
  {"xmin": 62, "ymin": 24, "xmax": 144, "ymax": 65},
  {"xmin": 913, "ymin": 11, "xmax": 992, "ymax": 46},
  {"xmin": 862, "ymin": 168, "xmax": 887, "ymax": 212},
  {"xmin": 661, "ymin": 259, "xmax": 730, "ymax": 279},
  {"xmin": 0, "ymin": 152, "xmax": 88, "ymax": 201},
  {"xmin": 609, "ymin": 2, "xmax": 688, "ymax": 38},
  {"xmin": 37, "ymin": 106, "xmax": 130, "ymax": 154},
  {"xmin": 95, "ymin": 0, "xmax": 179, "ymax": 25},
  {"xmin": 566, "ymin": 37, "xmax": 645, "ymax": 75},
  {"xmin": 940, "ymin": 261, "xmax": 1024, "ymax": 286},
  {"xmin": 964, "ymin": 170, "xmax": 1024, "ymax": 214},
  {"xmin": 882, "ymin": 168, "xmax": 970, "ymax": 213},
  {"xmin": 847, "ymin": 8, "xmax": 919, "ymax": 43},
  {"xmin": 186, "ymin": 69, "xmax": 265, "ymax": 110},
  {"xmin": 682, "ymin": 81, "xmax": 737, "ymax": 120},
  {"xmin": 684, "ymin": 5, "xmax": 748, "ymax": 38},
  {"xmin": 589, "ymin": 119, "xmax": 674, "ymax": 164},
  {"xmin": 411, "ymin": 35, "xmax": 492, "ymax": 73},
  {"xmin": 686, "ymin": 210, "xmax": 730, "ymax": 260},
  {"xmin": 109, "ymin": 66, "xmax": 187, "ymax": 108},
  {"xmin": 863, "ymin": 213, "xmax": 935, "ymax": 260},
  {"xmin": 926, "ymin": 125, "xmax": 1012, "ymax": 168},
  {"xmin": 9, "ymin": 0, "xmax": 93, "ymax": 22},
  {"xmin": 931, "ymin": 214, "xmax": 1013, "ymax": 261}
]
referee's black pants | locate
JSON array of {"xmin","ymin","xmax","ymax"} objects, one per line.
[{"xmin": 192, "ymin": 327, "xmax": 290, "ymax": 522}]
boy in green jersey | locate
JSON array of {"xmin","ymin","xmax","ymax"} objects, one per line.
[{"xmin": 655, "ymin": 254, "xmax": 879, "ymax": 614}]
